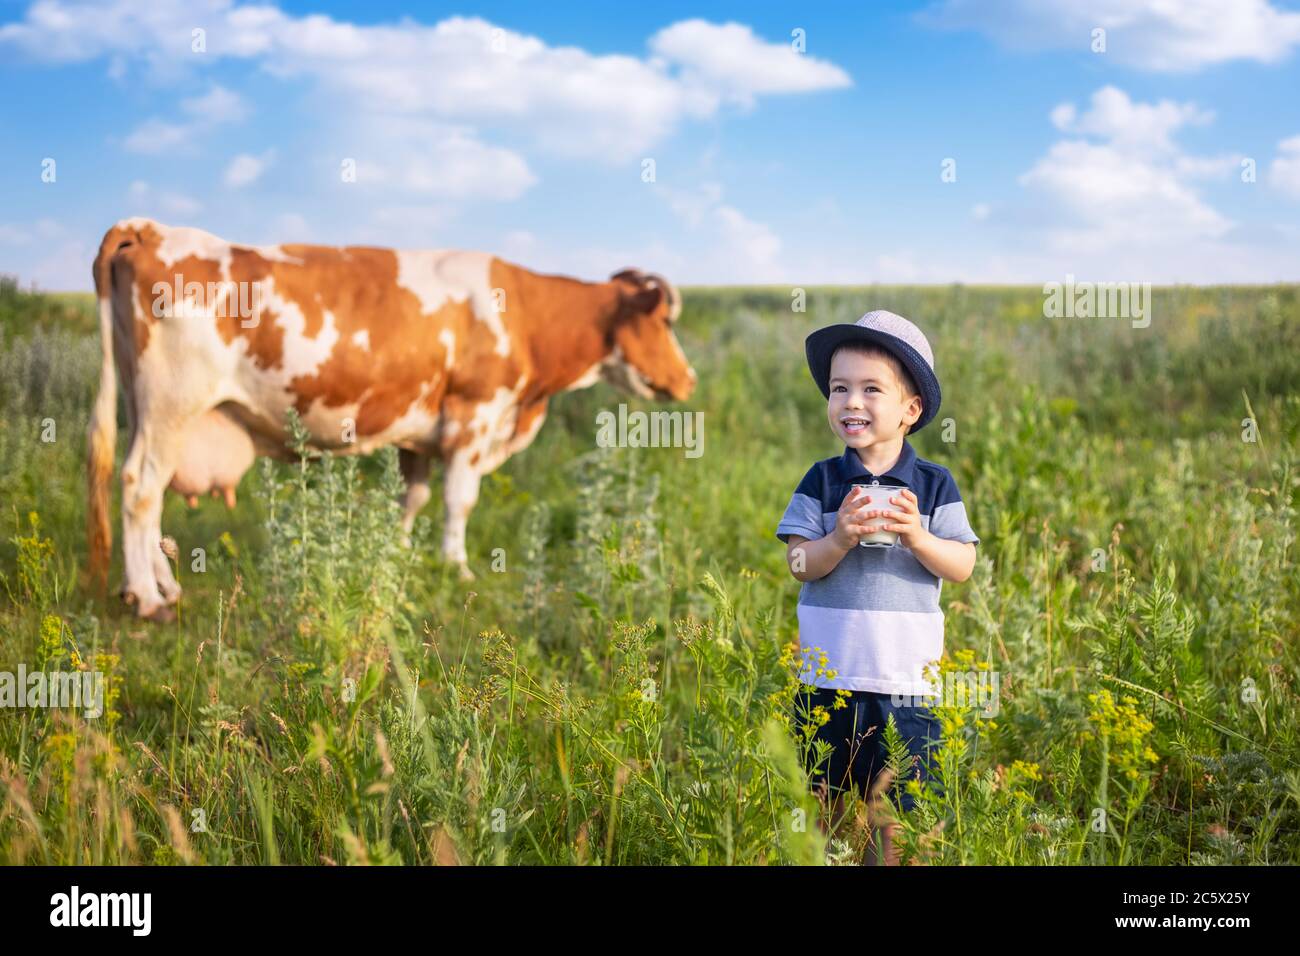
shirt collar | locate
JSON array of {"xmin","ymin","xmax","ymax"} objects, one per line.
[{"xmin": 838, "ymin": 438, "xmax": 917, "ymax": 487}]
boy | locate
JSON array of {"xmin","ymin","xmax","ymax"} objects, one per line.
[{"xmin": 774, "ymin": 309, "xmax": 979, "ymax": 865}]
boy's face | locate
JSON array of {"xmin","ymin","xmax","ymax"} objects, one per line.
[{"xmin": 827, "ymin": 349, "xmax": 922, "ymax": 447}]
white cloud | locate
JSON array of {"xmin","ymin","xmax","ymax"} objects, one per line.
[
  {"xmin": 1, "ymin": 5, "xmax": 846, "ymax": 278},
  {"xmin": 657, "ymin": 181, "xmax": 783, "ymax": 280},
  {"xmin": 0, "ymin": 224, "xmax": 32, "ymax": 245},
  {"xmin": 662, "ymin": 182, "xmax": 724, "ymax": 227},
  {"xmin": 0, "ymin": 218, "xmax": 59, "ymax": 245},
  {"xmin": 1018, "ymin": 87, "xmax": 1237, "ymax": 255},
  {"xmin": 1173, "ymin": 154, "xmax": 1244, "ymax": 179},
  {"xmin": 0, "ymin": 220, "xmax": 91, "ymax": 291},
  {"xmin": 182, "ymin": 85, "xmax": 247, "ymax": 123},
  {"xmin": 122, "ymin": 119, "xmax": 190, "ymax": 154},
  {"xmin": 0, "ymin": 4, "xmax": 851, "ymax": 163},
  {"xmin": 963, "ymin": 84, "xmax": 1300, "ymax": 281},
  {"xmin": 1267, "ymin": 135, "xmax": 1300, "ymax": 199},
  {"xmin": 122, "ymin": 83, "xmax": 246, "ymax": 154},
  {"xmin": 349, "ymin": 203, "xmax": 457, "ymax": 248},
  {"xmin": 224, "ymin": 149, "xmax": 275, "ymax": 188},
  {"xmin": 127, "ymin": 180, "xmax": 202, "ymax": 217},
  {"xmin": 500, "ymin": 179, "xmax": 787, "ymax": 283},
  {"xmin": 1049, "ymin": 85, "xmax": 1213, "ymax": 154},
  {"xmin": 648, "ymin": 19, "xmax": 852, "ymax": 108},
  {"xmin": 350, "ymin": 118, "xmax": 536, "ymax": 201},
  {"xmin": 270, "ymin": 212, "xmax": 310, "ymax": 239},
  {"xmin": 29, "ymin": 237, "xmax": 92, "ymax": 291},
  {"xmin": 500, "ymin": 230, "xmax": 537, "ymax": 260},
  {"xmin": 1021, "ymin": 140, "xmax": 1232, "ymax": 248},
  {"xmin": 923, "ymin": 0, "xmax": 1300, "ymax": 71},
  {"xmin": 714, "ymin": 205, "xmax": 781, "ymax": 270},
  {"xmin": 0, "ymin": 0, "xmax": 195, "ymax": 61}
]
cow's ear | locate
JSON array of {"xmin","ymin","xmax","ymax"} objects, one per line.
[
  {"xmin": 622, "ymin": 283, "xmax": 663, "ymax": 316},
  {"xmin": 610, "ymin": 267, "xmax": 644, "ymax": 285}
]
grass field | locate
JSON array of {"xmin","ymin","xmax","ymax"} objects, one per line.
[{"xmin": 1, "ymin": 276, "xmax": 1298, "ymax": 865}]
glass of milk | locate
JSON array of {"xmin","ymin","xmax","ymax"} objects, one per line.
[{"xmin": 851, "ymin": 481, "xmax": 908, "ymax": 547}]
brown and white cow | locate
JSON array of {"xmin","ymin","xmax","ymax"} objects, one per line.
[{"xmin": 86, "ymin": 218, "xmax": 696, "ymax": 621}]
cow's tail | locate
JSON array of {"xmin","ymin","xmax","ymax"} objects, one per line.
[{"xmin": 86, "ymin": 223, "xmax": 139, "ymax": 591}]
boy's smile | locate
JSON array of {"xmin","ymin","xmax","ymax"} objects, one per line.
[{"xmin": 826, "ymin": 350, "xmax": 922, "ymax": 452}]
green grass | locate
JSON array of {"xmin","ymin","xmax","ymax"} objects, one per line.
[{"xmin": 1, "ymin": 281, "xmax": 1297, "ymax": 864}]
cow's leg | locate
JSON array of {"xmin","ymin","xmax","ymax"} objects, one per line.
[
  {"xmin": 434, "ymin": 397, "xmax": 546, "ymax": 580},
  {"xmin": 113, "ymin": 346, "xmax": 140, "ymax": 604},
  {"xmin": 150, "ymin": 506, "xmax": 182, "ymax": 607},
  {"xmin": 441, "ymin": 451, "xmax": 482, "ymax": 581},
  {"xmin": 120, "ymin": 418, "xmax": 192, "ymax": 619},
  {"xmin": 399, "ymin": 449, "xmax": 432, "ymax": 546},
  {"xmin": 119, "ymin": 431, "xmax": 172, "ymax": 619}
]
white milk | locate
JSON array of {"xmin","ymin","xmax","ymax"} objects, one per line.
[{"xmin": 851, "ymin": 482, "xmax": 908, "ymax": 547}]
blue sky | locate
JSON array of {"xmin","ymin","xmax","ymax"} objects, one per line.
[{"xmin": 2, "ymin": 0, "xmax": 1299, "ymax": 289}]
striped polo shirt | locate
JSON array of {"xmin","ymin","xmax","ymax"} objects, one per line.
[{"xmin": 774, "ymin": 439, "xmax": 979, "ymax": 696}]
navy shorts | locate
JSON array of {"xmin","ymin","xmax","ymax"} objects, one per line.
[{"xmin": 795, "ymin": 687, "xmax": 940, "ymax": 813}]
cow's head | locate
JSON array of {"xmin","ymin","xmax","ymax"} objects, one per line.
[{"xmin": 603, "ymin": 268, "xmax": 697, "ymax": 402}]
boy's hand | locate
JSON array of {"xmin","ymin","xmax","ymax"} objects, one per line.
[
  {"xmin": 867, "ymin": 488, "xmax": 927, "ymax": 549},
  {"xmin": 829, "ymin": 486, "xmax": 874, "ymax": 550}
]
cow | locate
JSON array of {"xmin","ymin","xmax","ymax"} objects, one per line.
[{"xmin": 86, "ymin": 218, "xmax": 697, "ymax": 621}]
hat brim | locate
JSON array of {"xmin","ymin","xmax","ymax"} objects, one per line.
[{"xmin": 805, "ymin": 324, "xmax": 942, "ymax": 434}]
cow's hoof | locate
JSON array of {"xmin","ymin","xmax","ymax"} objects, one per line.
[
  {"xmin": 456, "ymin": 563, "xmax": 476, "ymax": 583},
  {"xmin": 156, "ymin": 571, "xmax": 183, "ymax": 605},
  {"xmin": 120, "ymin": 585, "xmax": 175, "ymax": 621},
  {"xmin": 140, "ymin": 602, "xmax": 176, "ymax": 624}
]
